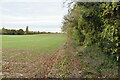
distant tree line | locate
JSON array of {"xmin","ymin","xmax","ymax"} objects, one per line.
[
  {"xmin": 1, "ymin": 28, "xmax": 25, "ymax": 35},
  {"xmin": 1, "ymin": 26, "xmax": 55, "ymax": 35}
]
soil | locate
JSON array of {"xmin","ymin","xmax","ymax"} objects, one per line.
[{"xmin": 2, "ymin": 44, "xmax": 82, "ymax": 78}]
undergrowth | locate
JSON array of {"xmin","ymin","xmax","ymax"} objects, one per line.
[{"xmin": 76, "ymin": 44, "xmax": 118, "ymax": 78}]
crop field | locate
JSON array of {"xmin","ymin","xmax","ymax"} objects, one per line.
[{"xmin": 2, "ymin": 34, "xmax": 66, "ymax": 78}]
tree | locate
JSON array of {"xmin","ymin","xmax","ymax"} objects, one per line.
[
  {"xmin": 26, "ymin": 26, "xmax": 29, "ymax": 34},
  {"xmin": 17, "ymin": 29, "xmax": 24, "ymax": 35},
  {"xmin": 62, "ymin": 2, "xmax": 120, "ymax": 61}
]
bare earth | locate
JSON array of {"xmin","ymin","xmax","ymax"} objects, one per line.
[{"xmin": 2, "ymin": 43, "xmax": 83, "ymax": 78}]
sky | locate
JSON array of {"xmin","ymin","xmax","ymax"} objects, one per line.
[{"xmin": 0, "ymin": 0, "xmax": 68, "ymax": 32}]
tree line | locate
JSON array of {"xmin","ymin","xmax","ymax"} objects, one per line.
[
  {"xmin": 62, "ymin": 2, "xmax": 120, "ymax": 61},
  {"xmin": 1, "ymin": 26, "xmax": 54, "ymax": 35}
]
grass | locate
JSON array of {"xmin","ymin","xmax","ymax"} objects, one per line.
[
  {"xmin": 2, "ymin": 34, "xmax": 66, "ymax": 52},
  {"xmin": 76, "ymin": 45, "xmax": 118, "ymax": 78},
  {"xmin": 2, "ymin": 34, "xmax": 66, "ymax": 62}
]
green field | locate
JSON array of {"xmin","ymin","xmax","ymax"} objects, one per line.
[
  {"xmin": 2, "ymin": 34, "xmax": 66, "ymax": 62},
  {"xmin": 2, "ymin": 34, "xmax": 67, "ymax": 78}
]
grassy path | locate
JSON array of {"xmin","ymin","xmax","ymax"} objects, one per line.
[{"xmin": 47, "ymin": 43, "xmax": 82, "ymax": 78}]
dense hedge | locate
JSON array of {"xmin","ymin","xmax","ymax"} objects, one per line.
[{"xmin": 62, "ymin": 2, "xmax": 120, "ymax": 61}]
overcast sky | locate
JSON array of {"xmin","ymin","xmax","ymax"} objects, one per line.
[{"xmin": 0, "ymin": 0, "xmax": 68, "ymax": 32}]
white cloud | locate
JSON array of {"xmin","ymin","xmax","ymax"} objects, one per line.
[
  {"xmin": 0, "ymin": 0, "xmax": 63, "ymax": 2},
  {"xmin": 0, "ymin": 0, "xmax": 68, "ymax": 32},
  {"xmin": 0, "ymin": 14, "xmax": 63, "ymax": 26}
]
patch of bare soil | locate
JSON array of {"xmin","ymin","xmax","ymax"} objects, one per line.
[
  {"xmin": 2, "ymin": 49, "xmax": 30, "ymax": 54},
  {"xmin": 2, "ymin": 45, "xmax": 68, "ymax": 78},
  {"xmin": 2, "ymin": 49, "xmax": 31, "ymax": 60},
  {"xmin": 2, "ymin": 43, "xmax": 85, "ymax": 78}
]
